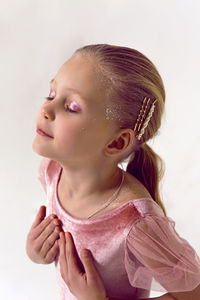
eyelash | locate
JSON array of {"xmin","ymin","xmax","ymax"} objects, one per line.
[{"xmin": 44, "ymin": 96, "xmax": 77, "ymax": 113}]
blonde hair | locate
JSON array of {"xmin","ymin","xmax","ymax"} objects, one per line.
[{"xmin": 74, "ymin": 44, "xmax": 166, "ymax": 216}]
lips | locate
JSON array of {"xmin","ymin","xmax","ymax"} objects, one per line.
[{"xmin": 36, "ymin": 127, "xmax": 53, "ymax": 138}]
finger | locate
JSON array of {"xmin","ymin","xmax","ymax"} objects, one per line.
[
  {"xmin": 59, "ymin": 232, "xmax": 68, "ymax": 278},
  {"xmin": 59, "ymin": 232, "xmax": 67, "ymax": 258},
  {"xmin": 65, "ymin": 232, "xmax": 83, "ymax": 276},
  {"xmin": 44, "ymin": 240, "xmax": 59, "ymax": 263},
  {"xmin": 80, "ymin": 249, "xmax": 100, "ymax": 282},
  {"xmin": 30, "ymin": 206, "xmax": 47, "ymax": 229},
  {"xmin": 31, "ymin": 214, "xmax": 61, "ymax": 240},
  {"xmin": 40, "ymin": 226, "xmax": 62, "ymax": 257},
  {"xmin": 36, "ymin": 220, "xmax": 62, "ymax": 250}
]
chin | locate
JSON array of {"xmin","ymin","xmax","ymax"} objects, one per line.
[{"xmin": 32, "ymin": 139, "xmax": 50, "ymax": 157}]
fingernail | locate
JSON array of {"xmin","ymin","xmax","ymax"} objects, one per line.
[
  {"xmin": 81, "ymin": 249, "xmax": 89, "ymax": 257},
  {"xmin": 59, "ymin": 231, "xmax": 64, "ymax": 238},
  {"xmin": 53, "ymin": 219, "xmax": 59, "ymax": 225},
  {"xmin": 66, "ymin": 232, "xmax": 71, "ymax": 239},
  {"xmin": 55, "ymin": 226, "xmax": 61, "ymax": 233}
]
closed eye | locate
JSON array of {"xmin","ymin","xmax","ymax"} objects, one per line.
[
  {"xmin": 44, "ymin": 96, "xmax": 78, "ymax": 113},
  {"xmin": 45, "ymin": 96, "xmax": 54, "ymax": 101}
]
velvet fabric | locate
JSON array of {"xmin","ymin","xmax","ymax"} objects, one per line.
[{"xmin": 38, "ymin": 157, "xmax": 200, "ymax": 300}]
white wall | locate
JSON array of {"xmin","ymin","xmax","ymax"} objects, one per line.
[{"xmin": 0, "ymin": 0, "xmax": 200, "ymax": 299}]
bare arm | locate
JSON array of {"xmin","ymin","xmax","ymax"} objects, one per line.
[
  {"xmin": 109, "ymin": 294, "xmax": 172, "ymax": 300},
  {"xmin": 109, "ymin": 283, "xmax": 200, "ymax": 300}
]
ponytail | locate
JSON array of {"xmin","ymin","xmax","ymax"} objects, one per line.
[{"xmin": 126, "ymin": 143, "xmax": 166, "ymax": 216}]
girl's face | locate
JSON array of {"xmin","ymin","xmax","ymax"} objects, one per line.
[{"xmin": 32, "ymin": 54, "xmax": 116, "ymax": 167}]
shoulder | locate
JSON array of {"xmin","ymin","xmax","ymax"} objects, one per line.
[
  {"xmin": 120, "ymin": 170, "xmax": 152, "ymax": 202},
  {"xmin": 107, "ymin": 169, "xmax": 153, "ymax": 212},
  {"xmin": 127, "ymin": 171, "xmax": 151, "ymax": 197},
  {"xmin": 118, "ymin": 170, "xmax": 166, "ymax": 217}
]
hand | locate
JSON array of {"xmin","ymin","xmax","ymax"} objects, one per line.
[
  {"xmin": 26, "ymin": 205, "xmax": 63, "ymax": 264},
  {"xmin": 59, "ymin": 231, "xmax": 109, "ymax": 300}
]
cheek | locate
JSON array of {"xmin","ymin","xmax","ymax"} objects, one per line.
[
  {"xmin": 55, "ymin": 121, "xmax": 86, "ymax": 146},
  {"xmin": 58, "ymin": 124, "xmax": 100, "ymax": 155}
]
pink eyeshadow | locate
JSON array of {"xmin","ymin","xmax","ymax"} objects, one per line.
[
  {"xmin": 50, "ymin": 89, "xmax": 56, "ymax": 97},
  {"xmin": 70, "ymin": 101, "xmax": 81, "ymax": 111}
]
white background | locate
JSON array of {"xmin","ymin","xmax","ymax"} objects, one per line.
[{"xmin": 0, "ymin": 0, "xmax": 200, "ymax": 299}]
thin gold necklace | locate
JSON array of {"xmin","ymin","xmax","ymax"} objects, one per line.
[{"xmin": 87, "ymin": 169, "xmax": 125, "ymax": 219}]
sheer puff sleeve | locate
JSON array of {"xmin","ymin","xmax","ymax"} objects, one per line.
[{"xmin": 124, "ymin": 214, "xmax": 200, "ymax": 293}]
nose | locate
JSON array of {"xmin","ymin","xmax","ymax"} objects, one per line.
[
  {"xmin": 42, "ymin": 103, "xmax": 55, "ymax": 120},
  {"xmin": 42, "ymin": 108, "xmax": 54, "ymax": 120}
]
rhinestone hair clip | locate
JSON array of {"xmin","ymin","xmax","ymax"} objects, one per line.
[{"xmin": 134, "ymin": 97, "xmax": 158, "ymax": 140}]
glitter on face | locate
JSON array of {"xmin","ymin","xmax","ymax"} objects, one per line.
[
  {"xmin": 105, "ymin": 107, "xmax": 114, "ymax": 120},
  {"xmin": 105, "ymin": 106, "xmax": 123, "ymax": 122}
]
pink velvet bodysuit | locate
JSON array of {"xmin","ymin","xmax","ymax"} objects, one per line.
[{"xmin": 38, "ymin": 157, "xmax": 200, "ymax": 300}]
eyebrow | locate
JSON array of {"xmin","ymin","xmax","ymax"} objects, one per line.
[{"xmin": 49, "ymin": 78, "xmax": 84, "ymax": 100}]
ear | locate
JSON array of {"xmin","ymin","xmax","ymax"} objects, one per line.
[{"xmin": 104, "ymin": 129, "xmax": 136, "ymax": 157}]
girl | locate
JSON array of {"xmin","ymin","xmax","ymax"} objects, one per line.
[{"xmin": 26, "ymin": 44, "xmax": 200, "ymax": 300}]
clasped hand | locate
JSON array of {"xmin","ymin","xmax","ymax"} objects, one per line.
[{"xmin": 26, "ymin": 206, "xmax": 109, "ymax": 300}]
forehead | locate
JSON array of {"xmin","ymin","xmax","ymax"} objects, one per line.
[{"xmin": 54, "ymin": 55, "xmax": 105, "ymax": 104}]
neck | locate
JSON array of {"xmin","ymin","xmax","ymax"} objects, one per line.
[{"xmin": 58, "ymin": 161, "xmax": 123, "ymax": 207}]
